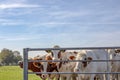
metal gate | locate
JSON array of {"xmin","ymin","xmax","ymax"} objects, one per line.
[{"xmin": 23, "ymin": 47, "xmax": 120, "ymax": 80}]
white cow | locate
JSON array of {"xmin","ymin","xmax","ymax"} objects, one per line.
[
  {"xmin": 57, "ymin": 51, "xmax": 78, "ymax": 80},
  {"xmin": 74, "ymin": 50, "xmax": 111, "ymax": 80},
  {"xmin": 108, "ymin": 49, "xmax": 120, "ymax": 80}
]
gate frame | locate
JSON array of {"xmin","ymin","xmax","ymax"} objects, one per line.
[{"xmin": 23, "ymin": 47, "xmax": 120, "ymax": 80}]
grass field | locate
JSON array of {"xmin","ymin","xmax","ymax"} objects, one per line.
[{"xmin": 0, "ymin": 66, "xmax": 41, "ymax": 80}]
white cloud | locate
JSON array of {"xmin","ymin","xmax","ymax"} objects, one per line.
[
  {"xmin": 49, "ymin": 10, "xmax": 90, "ymax": 19},
  {"xmin": 0, "ymin": 3, "xmax": 40, "ymax": 9},
  {"xmin": 29, "ymin": 21, "xmax": 120, "ymax": 28},
  {"xmin": 0, "ymin": 19, "xmax": 28, "ymax": 26},
  {"xmin": 0, "ymin": 18, "xmax": 119, "ymax": 27},
  {"xmin": 1, "ymin": 0, "xmax": 27, "ymax": 4},
  {"xmin": 4, "ymin": 37, "xmax": 30, "ymax": 41},
  {"xmin": 0, "ymin": 35, "xmax": 40, "ymax": 41}
]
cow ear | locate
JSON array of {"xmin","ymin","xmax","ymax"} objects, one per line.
[
  {"xmin": 115, "ymin": 49, "xmax": 120, "ymax": 53},
  {"xmin": 49, "ymin": 63, "xmax": 56, "ymax": 67},
  {"xmin": 46, "ymin": 56, "xmax": 52, "ymax": 60},
  {"xmin": 33, "ymin": 62, "xmax": 41, "ymax": 68},
  {"xmin": 74, "ymin": 51, "xmax": 78, "ymax": 54},
  {"xmin": 87, "ymin": 57, "xmax": 92, "ymax": 64},
  {"xmin": 69, "ymin": 56, "xmax": 75, "ymax": 60},
  {"xmin": 33, "ymin": 62, "xmax": 38, "ymax": 68},
  {"xmin": 45, "ymin": 50, "xmax": 51, "ymax": 53},
  {"xmin": 46, "ymin": 56, "xmax": 52, "ymax": 64}
]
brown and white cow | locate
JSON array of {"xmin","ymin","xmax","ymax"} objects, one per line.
[
  {"xmin": 46, "ymin": 45, "xmax": 78, "ymax": 80},
  {"xmin": 18, "ymin": 59, "xmax": 44, "ymax": 80},
  {"xmin": 32, "ymin": 54, "xmax": 60, "ymax": 80},
  {"xmin": 35, "ymin": 51, "xmax": 78, "ymax": 80}
]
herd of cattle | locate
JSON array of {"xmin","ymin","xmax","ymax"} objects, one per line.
[{"xmin": 19, "ymin": 45, "xmax": 120, "ymax": 80}]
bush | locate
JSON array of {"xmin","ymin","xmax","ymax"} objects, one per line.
[{"xmin": 0, "ymin": 63, "xmax": 3, "ymax": 66}]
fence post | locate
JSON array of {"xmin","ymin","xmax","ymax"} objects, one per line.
[
  {"xmin": 23, "ymin": 48, "xmax": 28, "ymax": 80},
  {"xmin": 106, "ymin": 50, "xmax": 111, "ymax": 80}
]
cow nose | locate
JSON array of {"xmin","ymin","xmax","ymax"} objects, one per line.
[
  {"xmin": 74, "ymin": 68, "xmax": 79, "ymax": 72},
  {"xmin": 18, "ymin": 61, "xmax": 23, "ymax": 68},
  {"xmin": 42, "ymin": 74, "xmax": 47, "ymax": 79}
]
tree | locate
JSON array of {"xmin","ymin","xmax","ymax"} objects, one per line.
[
  {"xmin": 0, "ymin": 59, "xmax": 2, "ymax": 66},
  {"xmin": 0, "ymin": 48, "xmax": 22, "ymax": 65}
]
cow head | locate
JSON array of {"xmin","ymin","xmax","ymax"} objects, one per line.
[
  {"xmin": 33, "ymin": 55, "xmax": 57, "ymax": 79},
  {"xmin": 82, "ymin": 56, "xmax": 92, "ymax": 68},
  {"xmin": 74, "ymin": 53, "xmax": 93, "ymax": 72},
  {"xmin": 33, "ymin": 56, "xmax": 48, "ymax": 79},
  {"xmin": 111, "ymin": 49, "xmax": 120, "ymax": 65},
  {"xmin": 18, "ymin": 59, "xmax": 42, "ymax": 78},
  {"xmin": 33, "ymin": 58, "xmax": 43, "ymax": 69},
  {"xmin": 108, "ymin": 49, "xmax": 120, "ymax": 61},
  {"xmin": 45, "ymin": 45, "xmax": 65, "ymax": 61},
  {"xmin": 18, "ymin": 60, "xmax": 23, "ymax": 68}
]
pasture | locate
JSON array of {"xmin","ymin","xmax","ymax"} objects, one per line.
[{"xmin": 0, "ymin": 66, "xmax": 40, "ymax": 80}]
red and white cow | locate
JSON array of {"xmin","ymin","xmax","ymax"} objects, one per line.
[
  {"xmin": 74, "ymin": 50, "xmax": 111, "ymax": 80},
  {"xmin": 33, "ymin": 54, "xmax": 60, "ymax": 80},
  {"xmin": 18, "ymin": 58, "xmax": 45, "ymax": 80},
  {"xmin": 19, "ymin": 54, "xmax": 59, "ymax": 80}
]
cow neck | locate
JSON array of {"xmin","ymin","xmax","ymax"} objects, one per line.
[
  {"xmin": 59, "ymin": 59, "xmax": 62, "ymax": 69},
  {"xmin": 48, "ymin": 64, "xmax": 60, "ymax": 80},
  {"xmin": 58, "ymin": 58, "xmax": 69, "ymax": 69},
  {"xmin": 55, "ymin": 65, "xmax": 60, "ymax": 80}
]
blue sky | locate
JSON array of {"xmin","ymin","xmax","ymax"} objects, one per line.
[{"xmin": 0, "ymin": 0, "xmax": 120, "ymax": 56}]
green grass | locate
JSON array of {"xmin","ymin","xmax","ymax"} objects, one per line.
[{"xmin": 0, "ymin": 66, "xmax": 41, "ymax": 80}]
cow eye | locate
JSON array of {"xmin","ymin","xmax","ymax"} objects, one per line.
[
  {"xmin": 113, "ymin": 54, "xmax": 116, "ymax": 56},
  {"xmin": 84, "ymin": 58, "xmax": 87, "ymax": 60},
  {"xmin": 37, "ymin": 63, "xmax": 41, "ymax": 67},
  {"xmin": 49, "ymin": 64, "xmax": 52, "ymax": 67}
]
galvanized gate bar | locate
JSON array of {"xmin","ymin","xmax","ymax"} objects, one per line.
[
  {"xmin": 28, "ymin": 72, "xmax": 120, "ymax": 74},
  {"xmin": 23, "ymin": 48, "xmax": 28, "ymax": 80},
  {"xmin": 106, "ymin": 51, "xmax": 110, "ymax": 80},
  {"xmin": 29, "ymin": 59, "xmax": 120, "ymax": 62},
  {"xmin": 27, "ymin": 47, "xmax": 120, "ymax": 51}
]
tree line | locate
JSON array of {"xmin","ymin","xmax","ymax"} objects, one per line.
[{"xmin": 0, "ymin": 48, "xmax": 22, "ymax": 66}]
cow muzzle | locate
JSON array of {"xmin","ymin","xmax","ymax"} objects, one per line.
[
  {"xmin": 74, "ymin": 68, "xmax": 79, "ymax": 72},
  {"xmin": 41, "ymin": 74, "xmax": 47, "ymax": 79},
  {"xmin": 18, "ymin": 61, "xmax": 23, "ymax": 68}
]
